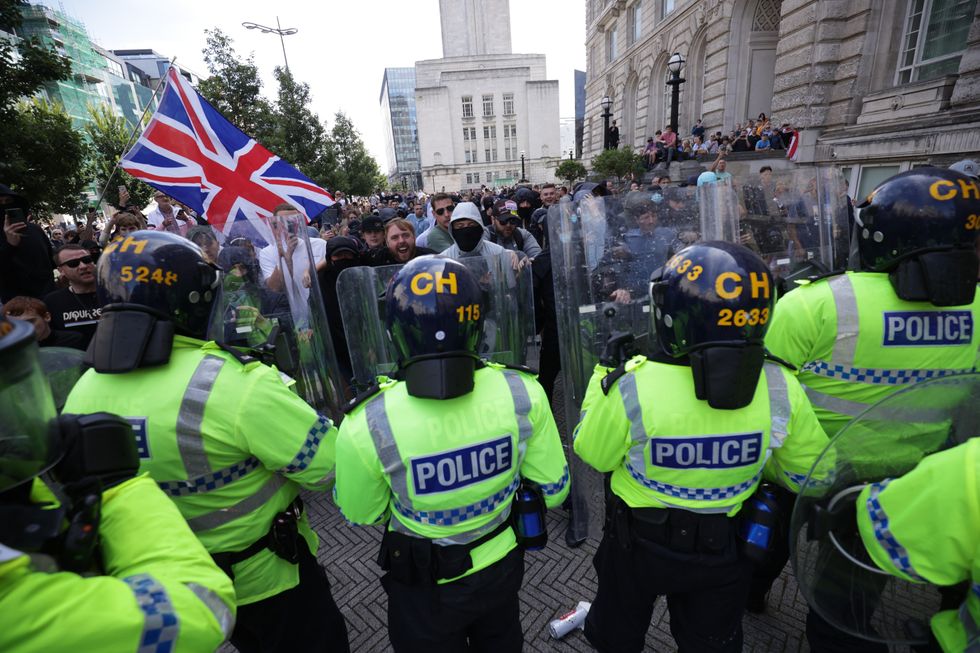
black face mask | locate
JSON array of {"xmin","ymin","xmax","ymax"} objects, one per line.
[
  {"xmin": 452, "ymin": 225, "xmax": 484, "ymax": 252},
  {"xmin": 517, "ymin": 206, "xmax": 533, "ymax": 222},
  {"xmin": 330, "ymin": 259, "xmax": 358, "ymax": 274}
]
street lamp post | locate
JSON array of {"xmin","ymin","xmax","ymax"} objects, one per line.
[
  {"xmin": 665, "ymin": 52, "xmax": 686, "ymax": 134},
  {"xmin": 520, "ymin": 150, "xmax": 527, "ymax": 183},
  {"xmin": 242, "ymin": 17, "xmax": 298, "ymax": 74},
  {"xmin": 567, "ymin": 149, "xmax": 574, "ymax": 160},
  {"xmin": 600, "ymin": 94, "xmax": 613, "ymax": 150}
]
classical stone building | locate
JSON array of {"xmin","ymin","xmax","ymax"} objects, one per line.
[
  {"xmin": 415, "ymin": 0, "xmax": 561, "ymax": 191},
  {"xmin": 585, "ymin": 0, "xmax": 980, "ymax": 198}
]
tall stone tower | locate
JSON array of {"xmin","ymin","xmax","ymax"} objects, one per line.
[{"xmin": 439, "ymin": 0, "xmax": 512, "ymax": 57}]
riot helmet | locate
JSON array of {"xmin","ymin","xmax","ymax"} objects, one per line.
[
  {"xmin": 97, "ymin": 231, "xmax": 220, "ymax": 338},
  {"xmin": 856, "ymin": 167, "xmax": 979, "ymax": 306},
  {"xmin": 0, "ymin": 317, "xmax": 59, "ymax": 495},
  {"xmin": 649, "ymin": 241, "xmax": 775, "ymax": 408},
  {"xmin": 385, "ymin": 256, "xmax": 485, "ymax": 399}
]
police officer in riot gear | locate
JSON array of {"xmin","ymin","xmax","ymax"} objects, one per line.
[
  {"xmin": 0, "ymin": 315, "xmax": 235, "ymax": 651},
  {"xmin": 334, "ymin": 256, "xmax": 569, "ymax": 652},
  {"xmin": 760, "ymin": 168, "xmax": 980, "ymax": 648},
  {"xmin": 64, "ymin": 231, "xmax": 349, "ymax": 653},
  {"xmin": 574, "ymin": 241, "xmax": 829, "ymax": 653}
]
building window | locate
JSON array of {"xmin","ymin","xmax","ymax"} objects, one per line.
[
  {"xmin": 486, "ymin": 172, "xmax": 494, "ymax": 183},
  {"xmin": 896, "ymin": 0, "xmax": 973, "ymax": 84},
  {"xmin": 503, "ymin": 123, "xmax": 518, "ymax": 160},
  {"xmin": 482, "ymin": 94, "xmax": 494, "ymax": 117},
  {"xmin": 463, "ymin": 126, "xmax": 476, "ymax": 141},
  {"xmin": 483, "ymin": 124, "xmax": 498, "ymax": 162},
  {"xmin": 629, "ymin": 2, "xmax": 642, "ymax": 44},
  {"xmin": 606, "ymin": 27, "xmax": 618, "ymax": 63},
  {"xmin": 462, "ymin": 95, "xmax": 474, "ymax": 118},
  {"xmin": 503, "ymin": 93, "xmax": 515, "ymax": 115},
  {"xmin": 661, "ymin": 0, "xmax": 675, "ymax": 19}
]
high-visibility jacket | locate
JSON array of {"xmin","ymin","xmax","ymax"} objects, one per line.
[
  {"xmin": 334, "ymin": 363, "xmax": 569, "ymax": 581},
  {"xmin": 0, "ymin": 475, "xmax": 235, "ymax": 652},
  {"xmin": 857, "ymin": 438, "xmax": 980, "ymax": 653},
  {"xmin": 766, "ymin": 272, "xmax": 980, "ymax": 437},
  {"xmin": 64, "ymin": 335, "xmax": 338, "ymax": 604},
  {"xmin": 574, "ymin": 356, "xmax": 828, "ymax": 515}
]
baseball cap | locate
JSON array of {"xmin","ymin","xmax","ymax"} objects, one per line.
[
  {"xmin": 326, "ymin": 236, "xmax": 360, "ymax": 258},
  {"xmin": 950, "ymin": 159, "xmax": 979, "ymax": 179},
  {"xmin": 493, "ymin": 199, "xmax": 519, "ymax": 219},
  {"xmin": 361, "ymin": 215, "xmax": 384, "ymax": 232},
  {"xmin": 378, "ymin": 207, "xmax": 398, "ymax": 223}
]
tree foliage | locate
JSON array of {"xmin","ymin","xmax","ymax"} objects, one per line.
[
  {"xmin": 328, "ymin": 112, "xmax": 383, "ymax": 196},
  {"xmin": 0, "ymin": 0, "xmax": 72, "ymax": 122},
  {"xmin": 3, "ymin": 99, "xmax": 89, "ymax": 214},
  {"xmin": 198, "ymin": 28, "xmax": 273, "ymax": 140},
  {"xmin": 84, "ymin": 104, "xmax": 154, "ymax": 209},
  {"xmin": 555, "ymin": 159, "xmax": 588, "ymax": 186},
  {"xmin": 590, "ymin": 148, "xmax": 645, "ymax": 181},
  {"xmin": 265, "ymin": 67, "xmax": 333, "ymax": 186}
]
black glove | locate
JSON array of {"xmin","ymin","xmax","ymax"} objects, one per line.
[
  {"xmin": 806, "ymin": 487, "xmax": 860, "ymax": 542},
  {"xmin": 53, "ymin": 413, "xmax": 140, "ymax": 492}
]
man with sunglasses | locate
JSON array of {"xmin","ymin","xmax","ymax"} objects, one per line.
[
  {"xmin": 415, "ymin": 192, "xmax": 456, "ymax": 252},
  {"xmin": 486, "ymin": 199, "xmax": 542, "ymax": 259},
  {"xmin": 42, "ymin": 244, "xmax": 103, "ymax": 347}
]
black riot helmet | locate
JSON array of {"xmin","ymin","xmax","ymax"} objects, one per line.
[
  {"xmin": 385, "ymin": 256, "xmax": 485, "ymax": 399},
  {"xmin": 97, "ymin": 231, "xmax": 220, "ymax": 339},
  {"xmin": 649, "ymin": 241, "xmax": 775, "ymax": 409},
  {"xmin": 856, "ymin": 167, "xmax": 979, "ymax": 305}
]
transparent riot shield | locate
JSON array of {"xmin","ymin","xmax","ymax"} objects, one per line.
[
  {"xmin": 791, "ymin": 373, "xmax": 980, "ymax": 646},
  {"xmin": 701, "ymin": 167, "xmax": 850, "ymax": 293},
  {"xmin": 548, "ymin": 189, "xmax": 738, "ymax": 544},
  {"xmin": 207, "ymin": 214, "xmax": 344, "ymax": 421},
  {"xmin": 336, "ymin": 252, "xmax": 537, "ymax": 392},
  {"xmin": 37, "ymin": 347, "xmax": 86, "ymax": 412}
]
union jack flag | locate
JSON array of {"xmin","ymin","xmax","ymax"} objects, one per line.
[{"xmin": 120, "ymin": 67, "xmax": 334, "ymax": 242}]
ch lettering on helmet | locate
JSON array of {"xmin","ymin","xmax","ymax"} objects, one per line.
[
  {"xmin": 928, "ymin": 178, "xmax": 980, "ymax": 202},
  {"xmin": 103, "ymin": 235, "xmax": 149, "ymax": 255},
  {"xmin": 410, "ymin": 271, "xmax": 458, "ymax": 296},
  {"xmin": 410, "ymin": 435, "xmax": 512, "ymax": 495},
  {"xmin": 882, "ymin": 311, "xmax": 974, "ymax": 347},
  {"xmin": 118, "ymin": 266, "xmax": 178, "ymax": 286},
  {"xmin": 650, "ymin": 432, "xmax": 763, "ymax": 469}
]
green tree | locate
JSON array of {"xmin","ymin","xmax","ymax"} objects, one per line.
[
  {"xmin": 2, "ymin": 98, "xmax": 89, "ymax": 214},
  {"xmin": 0, "ymin": 0, "xmax": 72, "ymax": 122},
  {"xmin": 84, "ymin": 104, "xmax": 154, "ymax": 209},
  {"xmin": 590, "ymin": 148, "xmax": 645, "ymax": 182},
  {"xmin": 555, "ymin": 159, "xmax": 588, "ymax": 187},
  {"xmin": 198, "ymin": 28, "xmax": 273, "ymax": 139},
  {"xmin": 328, "ymin": 112, "xmax": 384, "ymax": 196},
  {"xmin": 265, "ymin": 67, "xmax": 335, "ymax": 188}
]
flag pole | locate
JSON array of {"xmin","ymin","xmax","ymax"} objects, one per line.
[{"xmin": 93, "ymin": 56, "xmax": 177, "ymax": 211}]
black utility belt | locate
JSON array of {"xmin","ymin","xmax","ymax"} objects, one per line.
[
  {"xmin": 608, "ymin": 494, "xmax": 735, "ymax": 555},
  {"xmin": 211, "ymin": 497, "xmax": 304, "ymax": 578},
  {"xmin": 377, "ymin": 519, "xmax": 511, "ymax": 586}
]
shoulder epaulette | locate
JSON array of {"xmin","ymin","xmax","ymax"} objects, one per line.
[
  {"xmin": 763, "ymin": 351, "xmax": 797, "ymax": 372},
  {"xmin": 600, "ymin": 364, "xmax": 628, "ymax": 395},
  {"xmin": 485, "ymin": 360, "xmax": 538, "ymax": 375},
  {"xmin": 215, "ymin": 342, "xmax": 259, "ymax": 366},
  {"xmin": 344, "ymin": 383, "xmax": 382, "ymax": 414},
  {"xmin": 801, "ymin": 269, "xmax": 848, "ymax": 285}
]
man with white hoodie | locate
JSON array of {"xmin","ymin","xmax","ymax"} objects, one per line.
[{"xmin": 438, "ymin": 201, "xmax": 509, "ymax": 259}]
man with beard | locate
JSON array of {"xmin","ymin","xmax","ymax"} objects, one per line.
[
  {"xmin": 380, "ymin": 219, "xmax": 436, "ymax": 264},
  {"xmin": 486, "ymin": 199, "xmax": 541, "ymax": 259}
]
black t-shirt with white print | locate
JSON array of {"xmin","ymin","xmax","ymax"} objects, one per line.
[{"xmin": 43, "ymin": 287, "xmax": 102, "ymax": 347}]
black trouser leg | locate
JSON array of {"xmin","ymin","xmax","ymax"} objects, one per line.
[
  {"xmin": 537, "ymin": 327, "xmax": 560, "ymax": 403},
  {"xmin": 382, "ymin": 548, "xmax": 525, "ymax": 653},
  {"xmin": 230, "ymin": 545, "xmax": 350, "ymax": 653}
]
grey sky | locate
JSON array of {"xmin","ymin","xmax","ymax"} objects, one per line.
[{"xmin": 54, "ymin": 0, "xmax": 585, "ymax": 171}]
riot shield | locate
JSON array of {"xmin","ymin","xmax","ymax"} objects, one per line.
[
  {"xmin": 37, "ymin": 347, "xmax": 86, "ymax": 412},
  {"xmin": 548, "ymin": 188, "xmax": 738, "ymax": 543},
  {"xmin": 206, "ymin": 213, "xmax": 344, "ymax": 421},
  {"xmin": 700, "ymin": 167, "xmax": 850, "ymax": 293},
  {"xmin": 336, "ymin": 252, "xmax": 537, "ymax": 391},
  {"xmin": 791, "ymin": 373, "xmax": 980, "ymax": 646}
]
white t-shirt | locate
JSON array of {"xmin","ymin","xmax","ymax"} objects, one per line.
[{"xmin": 258, "ymin": 237, "xmax": 327, "ymax": 281}]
